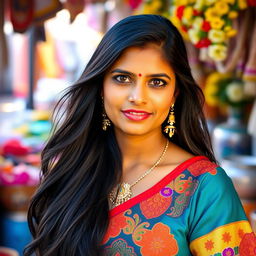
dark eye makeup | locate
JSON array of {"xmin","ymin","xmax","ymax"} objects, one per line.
[
  {"xmin": 148, "ymin": 78, "xmax": 167, "ymax": 88},
  {"xmin": 112, "ymin": 75, "xmax": 168, "ymax": 88},
  {"xmin": 112, "ymin": 75, "xmax": 132, "ymax": 84}
]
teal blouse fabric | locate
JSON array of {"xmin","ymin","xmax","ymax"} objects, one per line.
[{"xmin": 102, "ymin": 156, "xmax": 256, "ymax": 256}]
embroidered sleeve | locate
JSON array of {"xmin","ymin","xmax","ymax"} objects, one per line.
[{"xmin": 188, "ymin": 167, "xmax": 256, "ymax": 256}]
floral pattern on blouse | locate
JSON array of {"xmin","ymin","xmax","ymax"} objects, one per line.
[{"xmin": 102, "ymin": 156, "xmax": 256, "ymax": 256}]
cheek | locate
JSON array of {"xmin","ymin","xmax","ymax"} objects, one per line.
[
  {"xmin": 103, "ymin": 79, "xmax": 115, "ymax": 102},
  {"xmin": 153, "ymin": 89, "xmax": 175, "ymax": 121},
  {"xmin": 154, "ymin": 89, "xmax": 175, "ymax": 109},
  {"xmin": 103, "ymin": 87, "xmax": 113, "ymax": 113},
  {"xmin": 103, "ymin": 82, "xmax": 124, "ymax": 116},
  {"xmin": 159, "ymin": 103, "xmax": 172, "ymax": 121}
]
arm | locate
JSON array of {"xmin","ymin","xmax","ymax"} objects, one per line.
[{"xmin": 188, "ymin": 167, "xmax": 255, "ymax": 255}]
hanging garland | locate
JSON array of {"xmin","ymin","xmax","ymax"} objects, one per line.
[
  {"xmin": 169, "ymin": 0, "xmax": 252, "ymax": 62},
  {"xmin": 132, "ymin": 0, "xmax": 256, "ymax": 62}
]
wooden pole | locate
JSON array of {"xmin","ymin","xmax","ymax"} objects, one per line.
[{"xmin": 27, "ymin": 25, "xmax": 35, "ymax": 109}]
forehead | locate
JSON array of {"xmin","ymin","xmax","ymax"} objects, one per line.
[{"xmin": 110, "ymin": 45, "xmax": 174, "ymax": 75}]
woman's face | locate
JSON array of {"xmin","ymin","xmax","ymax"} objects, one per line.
[{"xmin": 103, "ymin": 44, "xmax": 176, "ymax": 137}]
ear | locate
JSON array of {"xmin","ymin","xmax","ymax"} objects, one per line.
[
  {"xmin": 174, "ymin": 88, "xmax": 179, "ymax": 98},
  {"xmin": 170, "ymin": 91, "xmax": 179, "ymax": 106}
]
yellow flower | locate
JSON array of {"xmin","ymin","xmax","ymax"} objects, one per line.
[
  {"xmin": 208, "ymin": 29, "xmax": 226, "ymax": 43},
  {"xmin": 207, "ymin": 72, "xmax": 223, "ymax": 84},
  {"xmin": 238, "ymin": 0, "xmax": 248, "ymax": 9},
  {"xmin": 224, "ymin": 26, "xmax": 237, "ymax": 37},
  {"xmin": 182, "ymin": 6, "xmax": 194, "ymax": 25},
  {"xmin": 204, "ymin": 72, "xmax": 232, "ymax": 106},
  {"xmin": 205, "ymin": 0, "xmax": 216, "ymax": 6},
  {"xmin": 143, "ymin": 6, "xmax": 152, "ymax": 14},
  {"xmin": 210, "ymin": 17, "xmax": 225, "ymax": 29},
  {"xmin": 193, "ymin": 17, "xmax": 204, "ymax": 30},
  {"xmin": 194, "ymin": 0, "xmax": 205, "ymax": 10},
  {"xmin": 214, "ymin": 1, "xmax": 229, "ymax": 15},
  {"xmin": 228, "ymin": 11, "xmax": 238, "ymax": 19},
  {"xmin": 184, "ymin": 6, "xmax": 193, "ymax": 19},
  {"xmin": 208, "ymin": 44, "xmax": 227, "ymax": 61},
  {"xmin": 175, "ymin": 0, "xmax": 189, "ymax": 4},
  {"xmin": 223, "ymin": 0, "xmax": 235, "ymax": 3},
  {"xmin": 204, "ymin": 81, "xmax": 219, "ymax": 106},
  {"xmin": 188, "ymin": 28, "xmax": 200, "ymax": 44},
  {"xmin": 170, "ymin": 10, "xmax": 181, "ymax": 26},
  {"xmin": 207, "ymin": 72, "xmax": 231, "ymax": 84},
  {"xmin": 205, "ymin": 7, "xmax": 221, "ymax": 21},
  {"xmin": 205, "ymin": 90, "xmax": 220, "ymax": 106},
  {"xmin": 188, "ymin": 0, "xmax": 196, "ymax": 3},
  {"xmin": 207, "ymin": 73, "xmax": 219, "ymax": 82},
  {"xmin": 150, "ymin": 0, "xmax": 162, "ymax": 11},
  {"xmin": 226, "ymin": 28, "xmax": 237, "ymax": 37}
]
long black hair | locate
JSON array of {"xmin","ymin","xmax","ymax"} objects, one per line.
[{"xmin": 24, "ymin": 14, "xmax": 216, "ymax": 256}]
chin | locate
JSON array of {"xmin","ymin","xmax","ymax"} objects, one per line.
[{"xmin": 117, "ymin": 126, "xmax": 154, "ymax": 136}]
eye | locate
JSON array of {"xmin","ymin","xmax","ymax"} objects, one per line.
[
  {"xmin": 113, "ymin": 75, "xmax": 132, "ymax": 84},
  {"xmin": 148, "ymin": 78, "xmax": 167, "ymax": 88}
]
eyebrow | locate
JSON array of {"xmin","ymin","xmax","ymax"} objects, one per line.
[{"xmin": 110, "ymin": 69, "xmax": 172, "ymax": 80}]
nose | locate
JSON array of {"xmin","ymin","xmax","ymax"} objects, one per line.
[{"xmin": 128, "ymin": 83, "xmax": 147, "ymax": 105}]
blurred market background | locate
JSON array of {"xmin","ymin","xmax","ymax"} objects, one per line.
[{"xmin": 0, "ymin": 0, "xmax": 256, "ymax": 255}]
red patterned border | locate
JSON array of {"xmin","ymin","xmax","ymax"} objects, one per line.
[{"xmin": 109, "ymin": 156, "xmax": 208, "ymax": 217}]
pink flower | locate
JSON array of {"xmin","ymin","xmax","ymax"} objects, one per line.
[{"xmin": 222, "ymin": 248, "xmax": 234, "ymax": 256}]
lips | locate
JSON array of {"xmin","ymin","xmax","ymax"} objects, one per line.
[{"xmin": 122, "ymin": 109, "xmax": 152, "ymax": 121}]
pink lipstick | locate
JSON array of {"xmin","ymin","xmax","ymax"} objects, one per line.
[{"xmin": 122, "ymin": 109, "xmax": 152, "ymax": 121}]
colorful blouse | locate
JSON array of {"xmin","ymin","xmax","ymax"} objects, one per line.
[{"xmin": 102, "ymin": 156, "xmax": 256, "ymax": 256}]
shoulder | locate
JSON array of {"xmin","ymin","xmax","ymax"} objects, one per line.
[
  {"xmin": 186, "ymin": 158, "xmax": 242, "ymax": 214},
  {"xmin": 164, "ymin": 142, "xmax": 195, "ymax": 167},
  {"xmin": 164, "ymin": 143, "xmax": 232, "ymax": 188},
  {"xmin": 186, "ymin": 157, "xmax": 219, "ymax": 177},
  {"xmin": 185, "ymin": 157, "xmax": 234, "ymax": 193},
  {"xmin": 165, "ymin": 142, "xmax": 218, "ymax": 177}
]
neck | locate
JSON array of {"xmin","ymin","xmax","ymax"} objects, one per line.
[{"xmin": 114, "ymin": 129, "xmax": 168, "ymax": 171}]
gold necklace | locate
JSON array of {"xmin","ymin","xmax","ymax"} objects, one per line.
[{"xmin": 109, "ymin": 139, "xmax": 169, "ymax": 207}]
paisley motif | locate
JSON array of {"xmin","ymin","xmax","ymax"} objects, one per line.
[
  {"xmin": 104, "ymin": 239, "xmax": 137, "ymax": 256},
  {"xmin": 173, "ymin": 174, "xmax": 194, "ymax": 194},
  {"xmin": 123, "ymin": 209, "xmax": 150, "ymax": 243},
  {"xmin": 168, "ymin": 179, "xmax": 198, "ymax": 217}
]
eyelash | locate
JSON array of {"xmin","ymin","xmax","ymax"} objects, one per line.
[
  {"xmin": 112, "ymin": 75, "xmax": 167, "ymax": 88},
  {"xmin": 113, "ymin": 75, "xmax": 131, "ymax": 84},
  {"xmin": 149, "ymin": 78, "xmax": 167, "ymax": 88}
]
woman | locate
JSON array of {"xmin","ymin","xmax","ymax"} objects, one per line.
[{"xmin": 24, "ymin": 15, "xmax": 255, "ymax": 256}]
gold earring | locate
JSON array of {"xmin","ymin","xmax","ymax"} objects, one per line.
[
  {"xmin": 102, "ymin": 97, "xmax": 111, "ymax": 131},
  {"xmin": 102, "ymin": 112, "xmax": 111, "ymax": 131},
  {"xmin": 164, "ymin": 104, "xmax": 175, "ymax": 138}
]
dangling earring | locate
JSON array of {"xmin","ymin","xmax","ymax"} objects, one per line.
[
  {"xmin": 102, "ymin": 98, "xmax": 111, "ymax": 131},
  {"xmin": 102, "ymin": 112, "xmax": 111, "ymax": 131},
  {"xmin": 164, "ymin": 104, "xmax": 175, "ymax": 138}
]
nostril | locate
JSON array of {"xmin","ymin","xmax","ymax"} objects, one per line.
[{"xmin": 128, "ymin": 96, "xmax": 146, "ymax": 104}]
